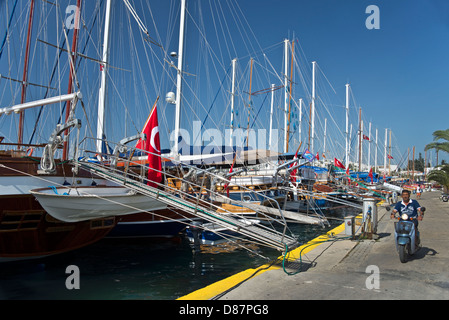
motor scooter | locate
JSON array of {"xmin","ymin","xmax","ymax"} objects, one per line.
[{"xmin": 387, "ymin": 206, "xmax": 426, "ymax": 263}]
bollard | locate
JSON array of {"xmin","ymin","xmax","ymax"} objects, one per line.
[
  {"xmin": 344, "ymin": 216, "xmax": 355, "ymax": 239},
  {"xmin": 362, "ymin": 198, "xmax": 378, "ymax": 238}
]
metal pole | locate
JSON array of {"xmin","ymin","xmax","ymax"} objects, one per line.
[
  {"xmin": 173, "ymin": 0, "xmax": 186, "ymax": 157},
  {"xmin": 97, "ymin": 0, "xmax": 112, "ymax": 153}
]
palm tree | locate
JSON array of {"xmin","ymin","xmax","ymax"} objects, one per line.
[
  {"xmin": 427, "ymin": 164, "xmax": 449, "ymax": 192},
  {"xmin": 425, "ymin": 129, "xmax": 449, "ymax": 165}
]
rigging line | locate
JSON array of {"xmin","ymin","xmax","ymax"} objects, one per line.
[
  {"xmin": 0, "ymin": 0, "xmax": 18, "ymax": 60},
  {"xmin": 193, "ymin": 65, "xmax": 232, "ymax": 145},
  {"xmin": 122, "ymin": 0, "xmax": 162, "ymax": 48},
  {"xmin": 30, "ymin": 0, "xmax": 104, "ymax": 144},
  {"xmin": 249, "ymin": 92, "xmax": 268, "ymax": 129}
]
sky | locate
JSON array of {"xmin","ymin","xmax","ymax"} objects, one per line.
[
  {"xmin": 235, "ymin": 0, "xmax": 449, "ymax": 165},
  {"xmin": 1, "ymin": 0, "xmax": 449, "ymax": 168}
]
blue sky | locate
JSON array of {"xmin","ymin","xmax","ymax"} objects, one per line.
[
  {"xmin": 1, "ymin": 0, "xmax": 449, "ymax": 167},
  {"xmin": 235, "ymin": 0, "xmax": 449, "ymax": 164}
]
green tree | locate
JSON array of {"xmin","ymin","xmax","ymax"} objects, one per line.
[
  {"xmin": 427, "ymin": 164, "xmax": 449, "ymax": 192},
  {"xmin": 425, "ymin": 129, "xmax": 449, "ymax": 166}
]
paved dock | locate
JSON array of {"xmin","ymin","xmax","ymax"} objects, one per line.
[{"xmin": 180, "ymin": 191, "xmax": 449, "ymax": 300}]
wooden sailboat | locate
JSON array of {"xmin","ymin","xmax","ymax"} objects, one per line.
[{"xmin": 0, "ymin": 0, "xmax": 123, "ymax": 262}]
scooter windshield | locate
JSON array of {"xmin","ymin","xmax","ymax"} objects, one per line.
[{"xmin": 395, "ymin": 221, "xmax": 413, "ymax": 234}]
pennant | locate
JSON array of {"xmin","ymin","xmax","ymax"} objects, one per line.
[
  {"xmin": 387, "ymin": 154, "xmax": 394, "ymax": 160},
  {"xmin": 302, "ymin": 149, "xmax": 315, "ymax": 162},
  {"xmin": 346, "ymin": 167, "xmax": 351, "ymax": 183},
  {"xmin": 290, "ymin": 148, "xmax": 300, "ymax": 183},
  {"xmin": 224, "ymin": 152, "xmax": 237, "ymax": 197},
  {"xmin": 363, "ymin": 134, "xmax": 370, "ymax": 141},
  {"xmin": 136, "ymin": 104, "xmax": 162, "ymax": 188},
  {"xmin": 334, "ymin": 157, "xmax": 346, "ymax": 170}
]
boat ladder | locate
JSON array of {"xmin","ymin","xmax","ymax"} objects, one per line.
[{"xmin": 77, "ymin": 160, "xmax": 299, "ymax": 252}]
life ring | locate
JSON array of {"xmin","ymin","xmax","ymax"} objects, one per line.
[{"xmin": 26, "ymin": 147, "xmax": 34, "ymax": 157}]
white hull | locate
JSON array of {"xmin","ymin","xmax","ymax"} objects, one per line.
[
  {"xmin": 0, "ymin": 175, "xmax": 116, "ymax": 196},
  {"xmin": 30, "ymin": 186, "xmax": 167, "ymax": 223},
  {"xmin": 217, "ymin": 175, "xmax": 277, "ymax": 187}
]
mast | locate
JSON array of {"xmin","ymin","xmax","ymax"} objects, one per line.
[
  {"xmin": 96, "ymin": 0, "xmax": 112, "ymax": 154},
  {"xmin": 367, "ymin": 121, "xmax": 372, "ymax": 169},
  {"xmin": 389, "ymin": 129, "xmax": 392, "ymax": 176},
  {"xmin": 323, "ymin": 118, "xmax": 327, "ymax": 160},
  {"xmin": 375, "ymin": 128, "xmax": 378, "ymax": 173},
  {"xmin": 345, "ymin": 84, "xmax": 349, "ymax": 167},
  {"xmin": 358, "ymin": 107, "xmax": 362, "ymax": 172},
  {"xmin": 246, "ymin": 58, "xmax": 254, "ymax": 149},
  {"xmin": 229, "ymin": 58, "xmax": 237, "ymax": 146},
  {"xmin": 383, "ymin": 128, "xmax": 388, "ymax": 178},
  {"xmin": 283, "ymin": 39, "xmax": 289, "ymax": 153},
  {"xmin": 173, "ymin": 0, "xmax": 186, "ymax": 157},
  {"xmin": 298, "ymin": 98, "xmax": 303, "ymax": 147},
  {"xmin": 63, "ymin": 0, "xmax": 82, "ymax": 160},
  {"xmin": 311, "ymin": 61, "xmax": 316, "ymax": 153},
  {"xmin": 268, "ymin": 84, "xmax": 275, "ymax": 151},
  {"xmin": 18, "ymin": 0, "xmax": 35, "ymax": 149},
  {"xmin": 286, "ymin": 40, "xmax": 294, "ymax": 153}
]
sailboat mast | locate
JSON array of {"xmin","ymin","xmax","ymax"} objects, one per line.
[
  {"xmin": 286, "ymin": 40, "xmax": 294, "ymax": 153},
  {"xmin": 229, "ymin": 58, "xmax": 237, "ymax": 146},
  {"xmin": 323, "ymin": 118, "xmax": 327, "ymax": 159},
  {"xmin": 383, "ymin": 128, "xmax": 388, "ymax": 177},
  {"xmin": 97, "ymin": 0, "xmax": 112, "ymax": 154},
  {"xmin": 298, "ymin": 98, "xmax": 303, "ymax": 147},
  {"xmin": 18, "ymin": 0, "xmax": 35, "ymax": 149},
  {"xmin": 358, "ymin": 107, "xmax": 362, "ymax": 172},
  {"xmin": 368, "ymin": 121, "xmax": 372, "ymax": 169},
  {"xmin": 173, "ymin": 0, "xmax": 186, "ymax": 157},
  {"xmin": 246, "ymin": 58, "xmax": 254, "ymax": 149},
  {"xmin": 63, "ymin": 0, "xmax": 82, "ymax": 160},
  {"xmin": 311, "ymin": 61, "xmax": 316, "ymax": 153},
  {"xmin": 268, "ymin": 84, "xmax": 275, "ymax": 151},
  {"xmin": 345, "ymin": 84, "xmax": 349, "ymax": 168},
  {"xmin": 283, "ymin": 39, "xmax": 289, "ymax": 153}
]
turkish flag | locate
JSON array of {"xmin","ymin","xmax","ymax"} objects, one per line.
[
  {"xmin": 334, "ymin": 158, "xmax": 346, "ymax": 170},
  {"xmin": 136, "ymin": 105, "xmax": 162, "ymax": 188},
  {"xmin": 387, "ymin": 154, "xmax": 394, "ymax": 160},
  {"xmin": 368, "ymin": 167, "xmax": 373, "ymax": 183},
  {"xmin": 363, "ymin": 134, "xmax": 370, "ymax": 141}
]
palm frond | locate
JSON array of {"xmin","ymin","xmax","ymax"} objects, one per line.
[{"xmin": 433, "ymin": 129, "xmax": 449, "ymax": 142}]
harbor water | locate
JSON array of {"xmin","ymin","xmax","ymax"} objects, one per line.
[{"xmin": 0, "ymin": 216, "xmax": 347, "ymax": 300}]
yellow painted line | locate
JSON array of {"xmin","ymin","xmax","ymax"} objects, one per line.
[{"xmin": 177, "ymin": 222, "xmax": 346, "ymax": 300}]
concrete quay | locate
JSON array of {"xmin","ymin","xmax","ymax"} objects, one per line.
[
  {"xmin": 218, "ymin": 191, "xmax": 449, "ymax": 300},
  {"xmin": 180, "ymin": 191, "xmax": 449, "ymax": 300}
]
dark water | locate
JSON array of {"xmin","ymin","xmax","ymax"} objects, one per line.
[{"xmin": 0, "ymin": 218, "xmax": 345, "ymax": 300}]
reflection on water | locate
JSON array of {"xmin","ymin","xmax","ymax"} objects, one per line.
[{"xmin": 0, "ymin": 216, "xmax": 346, "ymax": 300}]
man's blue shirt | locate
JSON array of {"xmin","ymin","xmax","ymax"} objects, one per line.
[{"xmin": 394, "ymin": 199, "xmax": 421, "ymax": 218}]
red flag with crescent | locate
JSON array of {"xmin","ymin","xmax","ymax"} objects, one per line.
[
  {"xmin": 136, "ymin": 104, "xmax": 162, "ymax": 188},
  {"xmin": 334, "ymin": 158, "xmax": 346, "ymax": 170}
]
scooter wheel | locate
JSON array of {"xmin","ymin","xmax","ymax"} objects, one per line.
[
  {"xmin": 443, "ymin": 196, "xmax": 448, "ymax": 202},
  {"xmin": 398, "ymin": 245, "xmax": 408, "ymax": 263}
]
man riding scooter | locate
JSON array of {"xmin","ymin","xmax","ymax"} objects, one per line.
[{"xmin": 390, "ymin": 189, "xmax": 424, "ymax": 248}]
